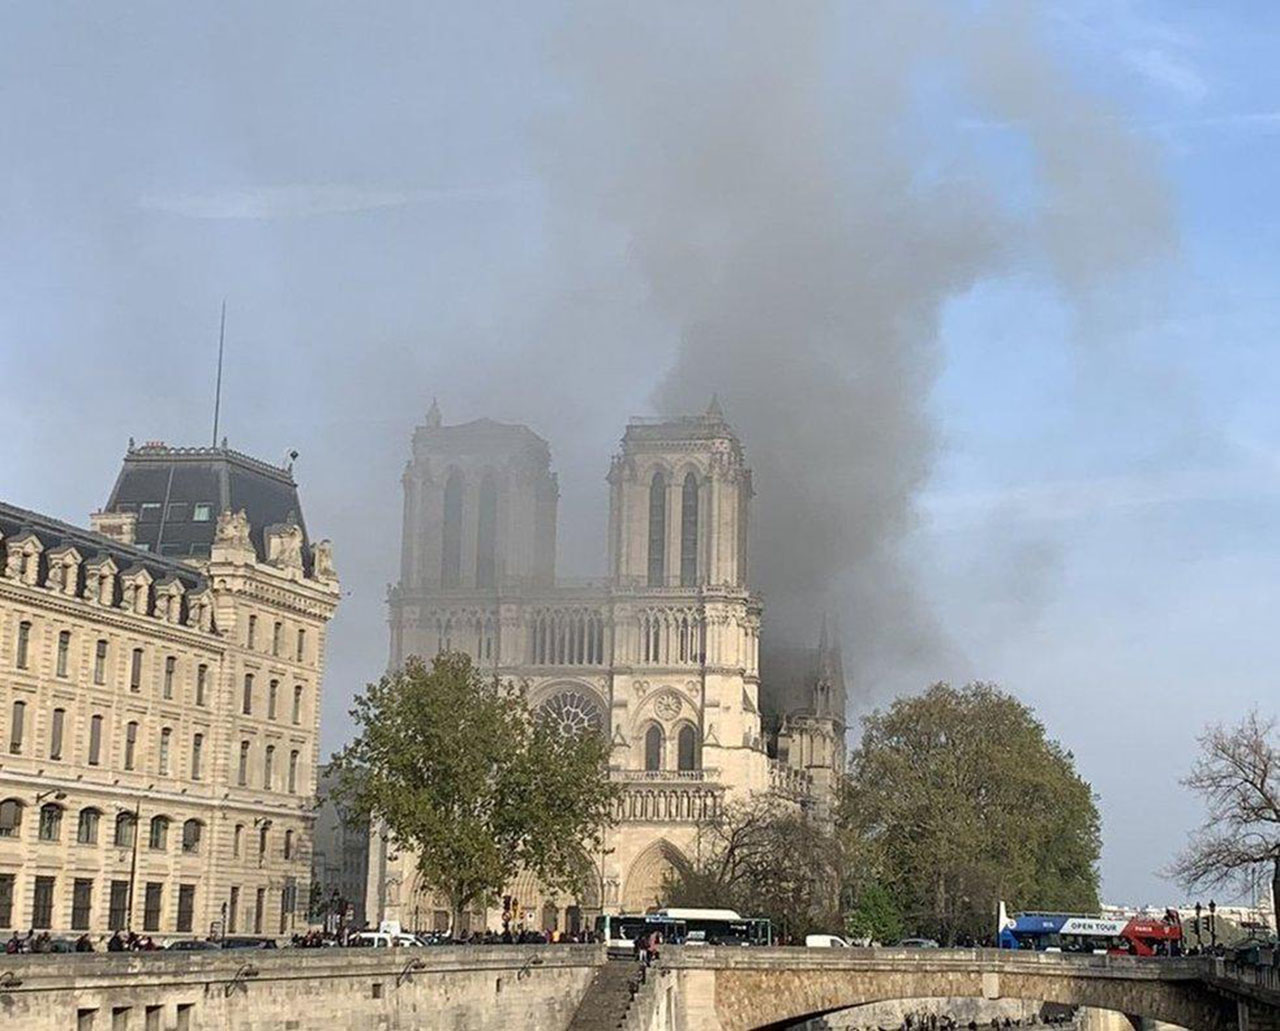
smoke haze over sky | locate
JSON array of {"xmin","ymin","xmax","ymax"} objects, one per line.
[{"xmin": 2, "ymin": 1, "xmax": 1278, "ymax": 905}]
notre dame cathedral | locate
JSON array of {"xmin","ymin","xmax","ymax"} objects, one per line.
[{"xmin": 365, "ymin": 400, "xmax": 846, "ymax": 932}]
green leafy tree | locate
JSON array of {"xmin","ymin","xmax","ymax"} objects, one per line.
[
  {"xmin": 840, "ymin": 682, "xmax": 1100, "ymax": 945},
  {"xmin": 844, "ymin": 881, "xmax": 904, "ymax": 944},
  {"xmin": 330, "ymin": 652, "xmax": 618, "ymax": 930},
  {"xmin": 664, "ymin": 800, "xmax": 843, "ymax": 941}
]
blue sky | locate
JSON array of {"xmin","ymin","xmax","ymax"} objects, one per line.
[{"xmin": 0, "ymin": 2, "xmax": 1275, "ymax": 906}]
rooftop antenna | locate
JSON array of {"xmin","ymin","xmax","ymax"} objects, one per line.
[{"xmin": 211, "ymin": 298, "xmax": 227, "ymax": 447}]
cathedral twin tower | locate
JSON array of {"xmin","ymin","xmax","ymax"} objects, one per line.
[{"xmin": 372, "ymin": 399, "xmax": 843, "ymax": 930}]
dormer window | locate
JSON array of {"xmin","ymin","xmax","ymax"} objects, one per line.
[
  {"xmin": 192, "ymin": 503, "xmax": 214, "ymax": 523},
  {"xmin": 138, "ymin": 503, "xmax": 161, "ymax": 523}
]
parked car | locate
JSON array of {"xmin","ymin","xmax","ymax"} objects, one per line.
[
  {"xmin": 347, "ymin": 931, "xmax": 424, "ymax": 948},
  {"xmin": 898, "ymin": 938, "xmax": 940, "ymax": 948},
  {"xmin": 220, "ymin": 937, "xmax": 278, "ymax": 950},
  {"xmin": 168, "ymin": 939, "xmax": 221, "ymax": 951}
]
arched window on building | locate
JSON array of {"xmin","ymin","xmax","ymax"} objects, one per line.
[
  {"xmin": 77, "ymin": 807, "xmax": 100, "ymax": 845},
  {"xmin": 283, "ymin": 828, "xmax": 294, "ymax": 860},
  {"xmin": 647, "ymin": 471, "xmax": 667, "ymax": 587},
  {"xmin": 677, "ymin": 725, "xmax": 699, "ymax": 772},
  {"xmin": 38, "ymin": 803, "xmax": 62, "ymax": 841},
  {"xmin": 233, "ymin": 823, "xmax": 244, "ymax": 857},
  {"xmin": 114, "ymin": 811, "xmax": 136, "ymax": 848},
  {"xmin": 441, "ymin": 470, "xmax": 464, "ymax": 588},
  {"xmin": 644, "ymin": 725, "xmax": 663, "ymax": 772},
  {"xmin": 148, "ymin": 815, "xmax": 169, "ymax": 850},
  {"xmin": 680, "ymin": 473, "xmax": 699, "ymax": 587},
  {"xmin": 476, "ymin": 472, "xmax": 498, "ymax": 589},
  {"xmin": 182, "ymin": 819, "xmax": 203, "ymax": 855},
  {"xmin": 0, "ymin": 799, "xmax": 21, "ymax": 838}
]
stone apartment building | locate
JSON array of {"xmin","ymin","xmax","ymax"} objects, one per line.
[
  {"xmin": 0, "ymin": 442, "xmax": 338, "ymax": 939},
  {"xmin": 367, "ymin": 402, "xmax": 845, "ymax": 933}
]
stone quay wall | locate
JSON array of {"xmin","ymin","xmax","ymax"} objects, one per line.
[{"xmin": 0, "ymin": 944, "xmax": 602, "ymax": 1031}]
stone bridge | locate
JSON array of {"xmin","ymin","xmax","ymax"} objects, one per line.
[
  {"xmin": 0, "ymin": 945, "xmax": 1275, "ymax": 1031},
  {"xmin": 656, "ymin": 947, "xmax": 1280, "ymax": 1031}
]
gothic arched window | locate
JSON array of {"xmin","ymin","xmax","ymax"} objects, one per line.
[
  {"xmin": 476, "ymin": 473, "xmax": 497, "ymax": 589},
  {"xmin": 677, "ymin": 725, "xmax": 698, "ymax": 771},
  {"xmin": 538, "ymin": 691, "xmax": 604, "ymax": 738},
  {"xmin": 647, "ymin": 471, "xmax": 667, "ymax": 587},
  {"xmin": 680, "ymin": 473, "xmax": 698, "ymax": 587},
  {"xmin": 644, "ymin": 724, "xmax": 663, "ymax": 771},
  {"xmin": 441, "ymin": 470, "xmax": 464, "ymax": 588}
]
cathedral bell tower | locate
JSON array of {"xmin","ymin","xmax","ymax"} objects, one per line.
[{"xmin": 607, "ymin": 399, "xmax": 766, "ymax": 796}]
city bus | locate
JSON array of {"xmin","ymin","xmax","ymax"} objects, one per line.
[
  {"xmin": 594, "ymin": 907, "xmax": 772, "ymax": 952},
  {"xmin": 997, "ymin": 902, "xmax": 1182, "ymax": 956}
]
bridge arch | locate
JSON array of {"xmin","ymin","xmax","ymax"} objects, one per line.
[{"xmin": 665, "ymin": 950, "xmax": 1239, "ymax": 1031}]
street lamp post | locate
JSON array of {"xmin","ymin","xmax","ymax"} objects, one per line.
[
  {"xmin": 116, "ymin": 797, "xmax": 143, "ymax": 933},
  {"xmin": 1209, "ymin": 899, "xmax": 1217, "ymax": 949},
  {"xmin": 1194, "ymin": 902, "xmax": 1202, "ymax": 947}
]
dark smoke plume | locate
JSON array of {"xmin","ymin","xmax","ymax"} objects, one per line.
[{"xmin": 539, "ymin": 1, "xmax": 1173, "ymax": 699}]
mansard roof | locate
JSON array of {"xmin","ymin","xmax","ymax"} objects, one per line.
[
  {"xmin": 102, "ymin": 441, "xmax": 309, "ymax": 564},
  {"xmin": 0, "ymin": 500, "xmax": 207, "ymax": 595}
]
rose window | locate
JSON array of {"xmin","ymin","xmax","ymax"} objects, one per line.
[{"xmin": 539, "ymin": 691, "xmax": 604, "ymax": 737}]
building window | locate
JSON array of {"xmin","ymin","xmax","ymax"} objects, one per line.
[
  {"xmin": 108, "ymin": 880, "xmax": 129, "ymax": 930},
  {"xmin": 263, "ymin": 744, "xmax": 274, "ymax": 790},
  {"xmin": 143, "ymin": 882, "xmax": 162, "ymax": 932},
  {"xmin": 166, "ymin": 502, "xmax": 189, "ymax": 522},
  {"xmin": 77, "ymin": 808, "xmax": 100, "ymax": 845},
  {"xmin": 292, "ymin": 685, "xmax": 303, "ymax": 725},
  {"xmin": 681, "ymin": 473, "xmax": 699, "ymax": 587},
  {"xmin": 56, "ymin": 630, "xmax": 70, "ymax": 677},
  {"xmin": 88, "ymin": 714, "xmax": 103, "ymax": 765},
  {"xmin": 272, "ymin": 621, "xmax": 282, "ymax": 657},
  {"xmin": 0, "ymin": 874, "xmax": 14, "ymax": 928},
  {"xmin": 296, "ymin": 628, "xmax": 306, "ymax": 662},
  {"xmin": 0, "ymin": 799, "xmax": 21, "ymax": 838},
  {"xmin": 71, "ymin": 878, "xmax": 94, "ymax": 930},
  {"xmin": 644, "ymin": 724, "xmax": 663, "ymax": 771},
  {"xmin": 268, "ymin": 680, "xmax": 278, "ymax": 720},
  {"xmin": 237, "ymin": 741, "xmax": 249, "ymax": 786},
  {"xmin": 182, "ymin": 819, "xmax": 202, "ymax": 855},
  {"xmin": 32, "ymin": 876, "xmax": 54, "ymax": 929},
  {"xmin": 191, "ymin": 733, "xmax": 203, "ymax": 780},
  {"xmin": 242, "ymin": 674, "xmax": 253, "ymax": 715},
  {"xmin": 254, "ymin": 887, "xmax": 265, "ymax": 934},
  {"xmin": 124, "ymin": 721, "xmax": 138, "ymax": 770},
  {"xmin": 648, "ymin": 471, "xmax": 667, "ymax": 587},
  {"xmin": 288, "ymin": 750, "xmax": 299, "ymax": 794},
  {"xmin": 163, "ymin": 656, "xmax": 176, "ymax": 699},
  {"xmin": 38, "ymin": 803, "xmax": 62, "ymax": 841},
  {"xmin": 283, "ymin": 828, "xmax": 294, "ymax": 860},
  {"xmin": 258, "ymin": 825, "xmax": 268, "ymax": 860},
  {"xmin": 93, "ymin": 640, "xmax": 107, "ymax": 684},
  {"xmin": 176, "ymin": 884, "xmax": 195, "ymax": 932},
  {"xmin": 139, "ymin": 502, "xmax": 161, "ymax": 522},
  {"xmin": 476, "ymin": 473, "xmax": 498, "ymax": 588},
  {"xmin": 9, "ymin": 700, "xmax": 25, "ymax": 755},
  {"xmin": 130, "ymin": 648, "xmax": 143, "ymax": 692},
  {"xmin": 158, "ymin": 727, "xmax": 172, "ymax": 775},
  {"xmin": 15, "ymin": 620, "xmax": 31, "ymax": 670},
  {"xmin": 195, "ymin": 664, "xmax": 208, "ymax": 706},
  {"xmin": 49, "ymin": 707, "xmax": 65, "ymax": 761},
  {"xmin": 233, "ymin": 824, "xmax": 243, "ymax": 857},
  {"xmin": 228, "ymin": 886, "xmax": 239, "ymax": 933},
  {"xmin": 192, "ymin": 502, "xmax": 214, "ymax": 523},
  {"xmin": 114, "ymin": 811, "xmax": 136, "ymax": 848},
  {"xmin": 677, "ymin": 724, "xmax": 699, "ymax": 771},
  {"xmin": 441, "ymin": 470, "xmax": 464, "ymax": 588},
  {"xmin": 247, "ymin": 615, "xmax": 257, "ymax": 649},
  {"xmin": 148, "ymin": 815, "xmax": 168, "ymax": 851}
]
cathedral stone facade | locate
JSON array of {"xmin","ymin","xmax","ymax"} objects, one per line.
[{"xmin": 366, "ymin": 402, "xmax": 845, "ymax": 933}]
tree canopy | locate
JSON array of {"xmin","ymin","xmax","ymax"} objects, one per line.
[
  {"xmin": 840, "ymin": 682, "xmax": 1100, "ymax": 944},
  {"xmin": 663, "ymin": 799, "xmax": 843, "ymax": 941},
  {"xmin": 330, "ymin": 652, "xmax": 618, "ymax": 927},
  {"xmin": 1170, "ymin": 710, "xmax": 1278, "ymax": 918}
]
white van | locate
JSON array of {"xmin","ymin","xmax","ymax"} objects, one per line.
[{"xmin": 805, "ymin": 934, "xmax": 851, "ymax": 948}]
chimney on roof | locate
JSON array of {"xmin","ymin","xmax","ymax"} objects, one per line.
[{"xmin": 90, "ymin": 510, "xmax": 137, "ymax": 545}]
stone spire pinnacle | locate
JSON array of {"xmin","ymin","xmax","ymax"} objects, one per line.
[
  {"xmin": 706, "ymin": 394, "xmax": 724, "ymax": 420},
  {"xmin": 425, "ymin": 397, "xmax": 442, "ymax": 428}
]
